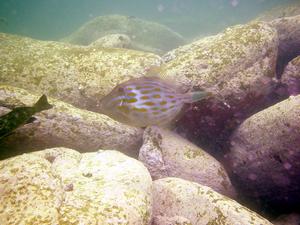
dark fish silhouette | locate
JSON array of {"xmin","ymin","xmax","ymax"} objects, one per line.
[{"xmin": 0, "ymin": 95, "xmax": 53, "ymax": 139}]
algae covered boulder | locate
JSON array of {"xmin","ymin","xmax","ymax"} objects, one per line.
[
  {"xmin": 0, "ymin": 153, "xmax": 62, "ymax": 225},
  {"xmin": 139, "ymin": 126, "xmax": 235, "ymax": 197},
  {"xmin": 0, "ymin": 148, "xmax": 153, "ymax": 225},
  {"xmin": 152, "ymin": 177, "xmax": 272, "ymax": 225},
  {"xmin": 0, "ymin": 85, "xmax": 143, "ymax": 159},
  {"xmin": 62, "ymin": 15, "xmax": 185, "ymax": 53},
  {"xmin": 0, "ymin": 32, "xmax": 162, "ymax": 112},
  {"xmin": 161, "ymin": 21, "xmax": 278, "ymax": 154},
  {"xmin": 227, "ymin": 95, "xmax": 300, "ymax": 210}
]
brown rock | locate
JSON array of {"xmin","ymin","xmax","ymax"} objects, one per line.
[
  {"xmin": 281, "ymin": 56, "xmax": 300, "ymax": 96},
  {"xmin": 227, "ymin": 95, "xmax": 300, "ymax": 210}
]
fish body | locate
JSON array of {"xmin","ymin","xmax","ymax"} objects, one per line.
[
  {"xmin": 0, "ymin": 95, "xmax": 53, "ymax": 139},
  {"xmin": 99, "ymin": 77, "xmax": 209, "ymax": 127}
]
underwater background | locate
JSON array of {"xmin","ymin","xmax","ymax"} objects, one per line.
[
  {"xmin": 0, "ymin": 0, "xmax": 297, "ymax": 40},
  {"xmin": 0, "ymin": 0, "xmax": 300, "ymax": 225}
]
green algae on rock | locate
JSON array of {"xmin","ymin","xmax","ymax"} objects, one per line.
[
  {"xmin": 227, "ymin": 95, "xmax": 300, "ymax": 210},
  {"xmin": 152, "ymin": 177, "xmax": 273, "ymax": 225},
  {"xmin": 0, "ymin": 153, "xmax": 63, "ymax": 225},
  {"xmin": 139, "ymin": 126, "xmax": 236, "ymax": 197},
  {"xmin": 62, "ymin": 14, "xmax": 185, "ymax": 53},
  {"xmin": 0, "ymin": 148, "xmax": 153, "ymax": 225},
  {"xmin": 0, "ymin": 32, "xmax": 162, "ymax": 112},
  {"xmin": 0, "ymin": 85, "xmax": 143, "ymax": 159}
]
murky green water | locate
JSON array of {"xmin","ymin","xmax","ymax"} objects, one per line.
[{"xmin": 0, "ymin": 0, "xmax": 297, "ymax": 40}]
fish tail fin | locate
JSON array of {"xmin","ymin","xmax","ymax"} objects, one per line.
[
  {"xmin": 34, "ymin": 95, "xmax": 53, "ymax": 112},
  {"xmin": 183, "ymin": 91, "xmax": 212, "ymax": 103}
]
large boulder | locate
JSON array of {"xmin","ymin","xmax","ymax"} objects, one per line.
[
  {"xmin": 227, "ymin": 95, "xmax": 300, "ymax": 211},
  {"xmin": 269, "ymin": 15, "xmax": 300, "ymax": 75},
  {"xmin": 160, "ymin": 21, "xmax": 278, "ymax": 154},
  {"xmin": 0, "ymin": 85, "xmax": 143, "ymax": 159},
  {"xmin": 0, "ymin": 148, "xmax": 152, "ymax": 225},
  {"xmin": 139, "ymin": 126, "xmax": 235, "ymax": 197},
  {"xmin": 152, "ymin": 177, "xmax": 272, "ymax": 225},
  {"xmin": 0, "ymin": 32, "xmax": 162, "ymax": 112},
  {"xmin": 62, "ymin": 15, "xmax": 185, "ymax": 54},
  {"xmin": 281, "ymin": 56, "xmax": 300, "ymax": 96}
]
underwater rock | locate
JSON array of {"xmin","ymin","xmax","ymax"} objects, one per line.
[
  {"xmin": 227, "ymin": 95, "xmax": 300, "ymax": 211},
  {"xmin": 161, "ymin": 21, "xmax": 278, "ymax": 155},
  {"xmin": 0, "ymin": 32, "xmax": 162, "ymax": 112},
  {"xmin": 0, "ymin": 152, "xmax": 62, "ymax": 225},
  {"xmin": 281, "ymin": 56, "xmax": 300, "ymax": 96},
  {"xmin": 89, "ymin": 34, "xmax": 164, "ymax": 55},
  {"xmin": 152, "ymin": 216, "xmax": 192, "ymax": 225},
  {"xmin": 152, "ymin": 177, "xmax": 273, "ymax": 225},
  {"xmin": 139, "ymin": 126, "xmax": 236, "ymax": 197},
  {"xmin": 273, "ymin": 213, "xmax": 300, "ymax": 225},
  {"xmin": 62, "ymin": 15, "xmax": 185, "ymax": 54},
  {"xmin": 269, "ymin": 15, "xmax": 300, "ymax": 76},
  {"xmin": 89, "ymin": 33, "xmax": 132, "ymax": 49},
  {"xmin": 0, "ymin": 85, "xmax": 143, "ymax": 159},
  {"xmin": 255, "ymin": 2, "xmax": 300, "ymax": 22},
  {"xmin": 0, "ymin": 148, "xmax": 152, "ymax": 225}
]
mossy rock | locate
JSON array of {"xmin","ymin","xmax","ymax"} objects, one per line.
[
  {"xmin": 153, "ymin": 177, "xmax": 272, "ymax": 225},
  {"xmin": 0, "ymin": 148, "xmax": 153, "ymax": 225},
  {"xmin": 0, "ymin": 32, "xmax": 162, "ymax": 112}
]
